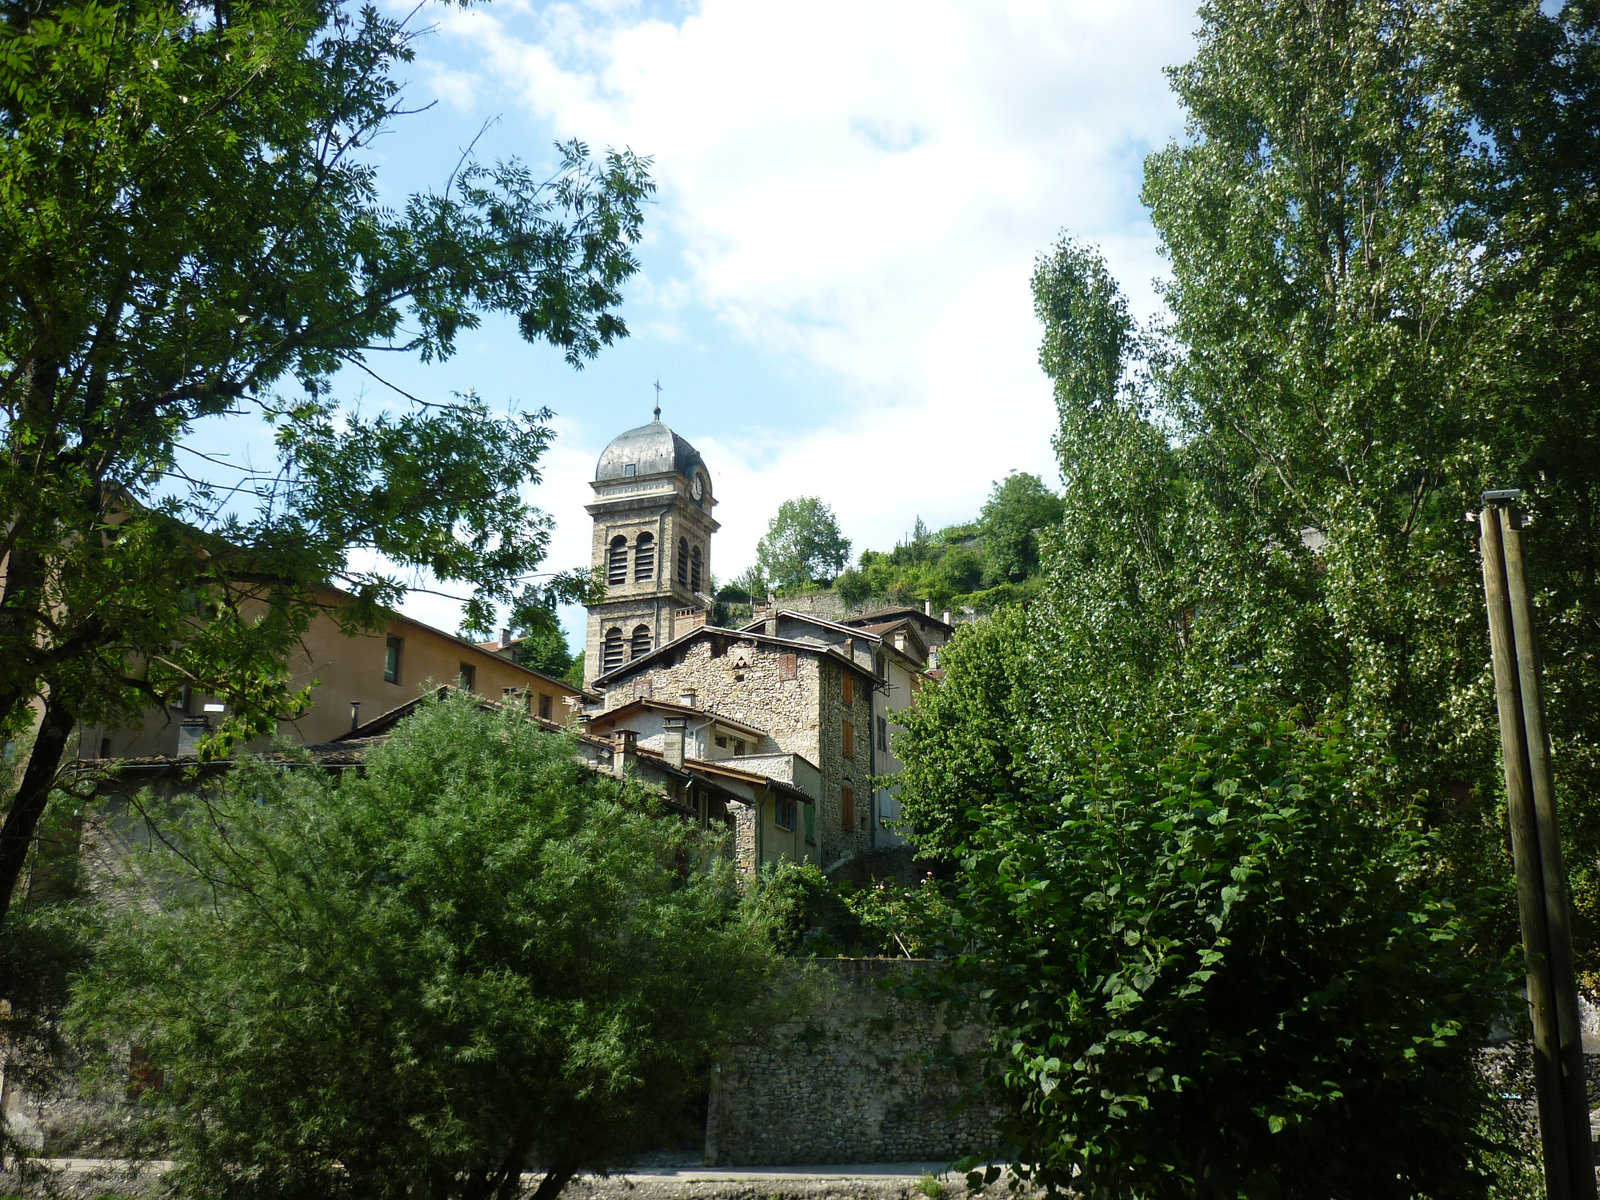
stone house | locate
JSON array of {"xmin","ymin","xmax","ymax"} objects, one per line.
[{"xmin": 591, "ymin": 626, "xmax": 876, "ymax": 869}]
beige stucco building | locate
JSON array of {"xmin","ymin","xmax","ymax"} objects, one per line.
[{"xmin": 77, "ymin": 590, "xmax": 581, "ymax": 762}]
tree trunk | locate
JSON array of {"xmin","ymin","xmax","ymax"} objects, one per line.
[
  {"xmin": 0, "ymin": 683, "xmax": 76, "ymax": 938},
  {"xmin": 523, "ymin": 1161, "xmax": 577, "ymax": 1200}
]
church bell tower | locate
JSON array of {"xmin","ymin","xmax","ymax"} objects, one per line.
[{"xmin": 584, "ymin": 409, "xmax": 717, "ymax": 688}]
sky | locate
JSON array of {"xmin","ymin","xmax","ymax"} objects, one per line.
[{"xmin": 348, "ymin": 0, "xmax": 1201, "ymax": 644}]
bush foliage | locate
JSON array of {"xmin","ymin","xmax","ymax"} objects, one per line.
[
  {"xmin": 925, "ymin": 712, "xmax": 1513, "ymax": 1199},
  {"xmin": 71, "ymin": 697, "xmax": 783, "ymax": 1200}
]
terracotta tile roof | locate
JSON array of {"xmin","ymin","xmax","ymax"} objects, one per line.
[{"xmin": 586, "ymin": 697, "xmax": 766, "ymax": 739}]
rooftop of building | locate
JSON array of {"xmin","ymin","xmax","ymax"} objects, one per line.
[{"xmin": 594, "ymin": 414, "xmax": 708, "ymax": 484}]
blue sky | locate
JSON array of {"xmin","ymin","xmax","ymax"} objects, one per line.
[{"xmin": 322, "ymin": 0, "xmax": 1201, "ymax": 645}]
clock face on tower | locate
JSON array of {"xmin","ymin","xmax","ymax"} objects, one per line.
[{"xmin": 690, "ymin": 473, "xmax": 705, "ymax": 502}]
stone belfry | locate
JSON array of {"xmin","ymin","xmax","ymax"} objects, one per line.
[{"xmin": 584, "ymin": 404, "xmax": 717, "ymax": 688}]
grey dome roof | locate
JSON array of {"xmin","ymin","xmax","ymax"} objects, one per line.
[{"xmin": 595, "ymin": 419, "xmax": 708, "ymax": 484}]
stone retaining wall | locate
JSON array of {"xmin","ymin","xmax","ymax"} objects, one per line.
[{"xmin": 705, "ymin": 959, "xmax": 1000, "ymax": 1166}]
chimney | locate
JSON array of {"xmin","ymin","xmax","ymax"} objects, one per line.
[
  {"xmin": 349, "ymin": 701, "xmax": 361, "ymax": 732},
  {"xmin": 942, "ymin": 609, "xmax": 951, "ymax": 625},
  {"xmin": 765, "ymin": 612, "xmax": 779, "ymax": 637},
  {"xmin": 663, "ymin": 716, "xmax": 688, "ymax": 769},
  {"xmin": 499, "ymin": 627, "xmax": 511, "ymax": 646},
  {"xmin": 679, "ymin": 688, "xmax": 697, "ymax": 709},
  {"xmin": 612, "ymin": 729, "xmax": 637, "ymax": 778},
  {"xmin": 923, "ymin": 600, "xmax": 931, "ymax": 616}
]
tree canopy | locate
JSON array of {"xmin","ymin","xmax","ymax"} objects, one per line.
[
  {"xmin": 0, "ymin": 0, "xmax": 652, "ymax": 931},
  {"xmin": 753, "ymin": 496, "xmax": 852, "ymax": 592},
  {"xmin": 72, "ymin": 697, "xmax": 782, "ymax": 1200},
  {"xmin": 918, "ymin": 709, "xmax": 1510, "ymax": 1199},
  {"xmin": 895, "ymin": 0, "xmax": 1599, "ymax": 1189}
]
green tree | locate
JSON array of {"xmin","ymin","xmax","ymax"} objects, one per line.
[
  {"xmin": 978, "ymin": 473, "xmax": 1064, "ymax": 585},
  {"xmin": 1028, "ymin": 0, "xmax": 1600, "ymax": 952},
  {"xmin": 72, "ymin": 696, "xmax": 781, "ymax": 1200},
  {"xmin": 503, "ymin": 569, "xmax": 599, "ymax": 680},
  {"xmin": 0, "ymin": 1, "xmax": 652, "ymax": 932},
  {"xmin": 754, "ymin": 496, "xmax": 852, "ymax": 591},
  {"xmin": 904, "ymin": 702, "xmax": 1511, "ymax": 1199}
]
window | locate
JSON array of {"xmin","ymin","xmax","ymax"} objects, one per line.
[
  {"xmin": 607, "ymin": 535, "xmax": 629, "ymax": 586},
  {"xmin": 502, "ymin": 687, "xmax": 529, "ymax": 710},
  {"xmin": 878, "ymin": 715, "xmax": 888, "ymax": 752},
  {"xmin": 841, "ymin": 786, "xmax": 855, "ymax": 831},
  {"xmin": 634, "ymin": 532, "xmax": 655, "ymax": 582},
  {"xmin": 677, "ymin": 537, "xmax": 690, "ymax": 585},
  {"xmin": 602, "ymin": 627, "xmax": 625, "ymax": 674},
  {"xmin": 733, "ymin": 738, "xmax": 745, "ymax": 756},
  {"xmin": 623, "ymin": 462, "xmax": 636, "ymax": 477},
  {"xmin": 630, "ymin": 624, "xmax": 652, "ymax": 660},
  {"xmin": 804, "ymin": 802, "xmax": 815, "ymax": 844},
  {"xmin": 458, "ymin": 662, "xmax": 476, "ymax": 692},
  {"xmin": 538, "ymin": 693, "xmax": 553, "ymax": 721},
  {"xmin": 874, "ymin": 651, "xmax": 887, "ymax": 679},
  {"xmin": 774, "ymin": 795, "xmax": 797, "ymax": 832},
  {"xmin": 690, "ymin": 545, "xmax": 703, "ymax": 591},
  {"xmin": 715, "ymin": 734, "xmax": 728, "ymax": 749},
  {"xmin": 842, "ymin": 673, "xmax": 854, "ymax": 706},
  {"xmin": 384, "ymin": 636, "xmax": 403, "ymax": 683},
  {"xmin": 169, "ymin": 684, "xmax": 193, "ymax": 712},
  {"xmin": 842, "ymin": 720, "xmax": 854, "ymax": 759},
  {"xmin": 779, "ymin": 653, "xmax": 797, "ymax": 680}
]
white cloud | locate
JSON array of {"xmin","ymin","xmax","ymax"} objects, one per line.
[{"xmin": 395, "ymin": 0, "xmax": 1198, "ymax": 638}]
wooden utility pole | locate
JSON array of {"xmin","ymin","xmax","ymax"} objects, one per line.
[{"xmin": 1478, "ymin": 491, "xmax": 1595, "ymax": 1200}]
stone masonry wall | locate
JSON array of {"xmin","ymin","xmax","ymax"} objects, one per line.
[
  {"xmin": 604, "ymin": 638, "xmax": 873, "ymax": 866},
  {"xmin": 704, "ymin": 959, "xmax": 1000, "ymax": 1166},
  {"xmin": 815, "ymin": 657, "xmax": 875, "ymax": 869}
]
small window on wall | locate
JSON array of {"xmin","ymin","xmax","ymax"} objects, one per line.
[
  {"xmin": 842, "ymin": 673, "xmax": 854, "ymax": 706},
  {"xmin": 690, "ymin": 545, "xmax": 703, "ymax": 591},
  {"xmin": 538, "ymin": 693, "xmax": 553, "ymax": 721},
  {"xmin": 842, "ymin": 720, "xmax": 855, "ymax": 759},
  {"xmin": 634, "ymin": 532, "xmax": 655, "ymax": 582},
  {"xmin": 602, "ymin": 627, "xmax": 625, "ymax": 674},
  {"xmin": 733, "ymin": 738, "xmax": 745, "ymax": 756},
  {"xmin": 841, "ymin": 786, "xmax": 855, "ymax": 831},
  {"xmin": 775, "ymin": 795, "xmax": 797, "ymax": 832},
  {"xmin": 607, "ymin": 535, "xmax": 629, "ymax": 586},
  {"xmin": 384, "ymin": 636, "xmax": 403, "ymax": 684},
  {"xmin": 779, "ymin": 653, "xmax": 797, "ymax": 680},
  {"xmin": 458, "ymin": 662, "xmax": 476, "ymax": 692},
  {"xmin": 877, "ymin": 715, "xmax": 888, "ymax": 751},
  {"xmin": 677, "ymin": 537, "xmax": 689, "ymax": 585}
]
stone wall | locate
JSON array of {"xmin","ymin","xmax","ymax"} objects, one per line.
[
  {"xmin": 704, "ymin": 959, "xmax": 1000, "ymax": 1167},
  {"xmin": 600, "ymin": 636, "xmax": 879, "ymax": 867}
]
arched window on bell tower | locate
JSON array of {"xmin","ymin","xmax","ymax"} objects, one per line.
[
  {"xmin": 630, "ymin": 624, "xmax": 652, "ymax": 660},
  {"xmin": 677, "ymin": 537, "xmax": 689, "ymax": 586},
  {"xmin": 602, "ymin": 627, "xmax": 625, "ymax": 674},
  {"xmin": 607, "ymin": 536, "xmax": 628, "ymax": 587},
  {"xmin": 690, "ymin": 545, "xmax": 703, "ymax": 592},
  {"xmin": 634, "ymin": 532, "xmax": 655, "ymax": 582}
]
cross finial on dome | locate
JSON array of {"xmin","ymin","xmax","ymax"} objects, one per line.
[{"xmin": 652, "ymin": 379, "xmax": 662, "ymax": 422}]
